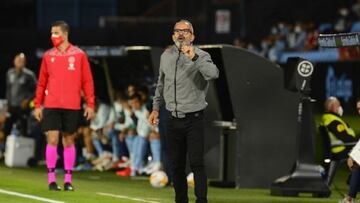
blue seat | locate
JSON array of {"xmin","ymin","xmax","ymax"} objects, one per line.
[
  {"xmin": 351, "ymin": 21, "xmax": 360, "ymax": 32},
  {"xmin": 318, "ymin": 23, "xmax": 332, "ymax": 32}
]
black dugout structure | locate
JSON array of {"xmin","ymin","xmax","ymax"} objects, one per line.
[{"xmin": 197, "ymin": 45, "xmax": 300, "ymax": 188}]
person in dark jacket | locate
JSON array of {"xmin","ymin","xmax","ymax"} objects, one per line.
[{"xmin": 4, "ymin": 52, "xmax": 37, "ymax": 136}]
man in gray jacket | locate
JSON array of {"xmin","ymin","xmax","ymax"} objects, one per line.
[
  {"xmin": 149, "ymin": 19, "xmax": 219, "ymax": 203},
  {"xmin": 5, "ymin": 53, "xmax": 37, "ymax": 136}
]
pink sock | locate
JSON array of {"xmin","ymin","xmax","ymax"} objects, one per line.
[
  {"xmin": 46, "ymin": 145, "xmax": 58, "ymax": 184},
  {"xmin": 63, "ymin": 145, "xmax": 76, "ymax": 183}
]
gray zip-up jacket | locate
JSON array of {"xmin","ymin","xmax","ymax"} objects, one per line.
[
  {"xmin": 152, "ymin": 45, "xmax": 219, "ymax": 117},
  {"xmin": 6, "ymin": 67, "xmax": 37, "ymax": 107}
]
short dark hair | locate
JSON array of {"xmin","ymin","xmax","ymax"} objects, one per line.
[
  {"xmin": 51, "ymin": 20, "xmax": 70, "ymax": 33},
  {"xmin": 14, "ymin": 52, "xmax": 26, "ymax": 60},
  {"xmin": 129, "ymin": 93, "xmax": 142, "ymax": 102}
]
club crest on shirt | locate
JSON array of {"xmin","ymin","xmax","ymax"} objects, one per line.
[{"xmin": 68, "ymin": 56, "xmax": 76, "ymax": 70}]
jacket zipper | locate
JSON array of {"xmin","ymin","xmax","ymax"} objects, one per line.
[{"xmin": 174, "ymin": 50, "xmax": 180, "ymax": 117}]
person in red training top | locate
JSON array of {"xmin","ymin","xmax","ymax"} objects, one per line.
[{"xmin": 34, "ymin": 20, "xmax": 95, "ymax": 191}]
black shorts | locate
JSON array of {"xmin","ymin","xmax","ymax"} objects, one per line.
[{"xmin": 42, "ymin": 108, "xmax": 80, "ymax": 133}]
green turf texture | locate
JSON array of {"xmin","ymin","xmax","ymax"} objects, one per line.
[
  {"xmin": 0, "ymin": 114, "xmax": 358, "ymax": 203},
  {"xmin": 0, "ymin": 163, "xmax": 353, "ymax": 203}
]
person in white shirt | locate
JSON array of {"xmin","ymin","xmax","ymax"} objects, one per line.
[
  {"xmin": 127, "ymin": 93, "xmax": 152, "ymax": 176},
  {"xmin": 90, "ymin": 101, "xmax": 112, "ymax": 158},
  {"xmin": 106, "ymin": 94, "xmax": 134, "ymax": 162}
]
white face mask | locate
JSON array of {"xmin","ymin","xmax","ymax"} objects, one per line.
[
  {"xmin": 339, "ymin": 8, "xmax": 349, "ymax": 17},
  {"xmin": 295, "ymin": 26, "xmax": 302, "ymax": 33},
  {"xmin": 337, "ymin": 106, "xmax": 344, "ymax": 116}
]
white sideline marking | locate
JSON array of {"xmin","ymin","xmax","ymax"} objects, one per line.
[
  {"xmin": 0, "ymin": 188, "xmax": 65, "ymax": 203},
  {"xmin": 97, "ymin": 192, "xmax": 161, "ymax": 203}
]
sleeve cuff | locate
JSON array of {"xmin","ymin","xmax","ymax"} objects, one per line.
[
  {"xmin": 192, "ymin": 53, "xmax": 199, "ymax": 62},
  {"xmin": 152, "ymin": 104, "xmax": 159, "ymax": 112},
  {"xmin": 87, "ymin": 103, "xmax": 95, "ymax": 109}
]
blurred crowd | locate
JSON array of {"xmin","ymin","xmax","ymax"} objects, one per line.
[
  {"xmin": 234, "ymin": 0, "xmax": 360, "ymax": 62},
  {"xmin": 76, "ymin": 84, "xmax": 162, "ymax": 177},
  {"xmin": 0, "ymin": 52, "xmax": 165, "ymax": 179}
]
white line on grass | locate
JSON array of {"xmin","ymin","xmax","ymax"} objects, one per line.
[
  {"xmin": 0, "ymin": 188, "xmax": 65, "ymax": 203},
  {"xmin": 97, "ymin": 192, "xmax": 161, "ymax": 203}
]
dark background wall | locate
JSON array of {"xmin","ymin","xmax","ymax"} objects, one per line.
[{"xmin": 0, "ymin": 0, "xmax": 346, "ymax": 44}]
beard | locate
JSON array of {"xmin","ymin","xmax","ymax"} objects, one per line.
[{"xmin": 174, "ymin": 37, "xmax": 191, "ymax": 49}]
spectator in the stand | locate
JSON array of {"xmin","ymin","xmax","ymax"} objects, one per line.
[
  {"xmin": 142, "ymin": 129, "xmax": 162, "ymax": 175},
  {"xmin": 106, "ymin": 91, "xmax": 130, "ymax": 163},
  {"xmin": 116, "ymin": 94, "xmax": 138, "ymax": 176},
  {"xmin": 268, "ymin": 35, "xmax": 286, "ymax": 61},
  {"xmin": 287, "ymin": 22, "xmax": 307, "ymax": 50},
  {"xmin": 126, "ymin": 93, "xmax": 152, "ymax": 176},
  {"xmin": 233, "ymin": 37, "xmax": 247, "ymax": 49},
  {"xmin": 303, "ymin": 21, "xmax": 319, "ymax": 51},
  {"xmin": 277, "ymin": 21, "xmax": 290, "ymax": 36},
  {"xmin": 246, "ymin": 41, "xmax": 259, "ymax": 54},
  {"xmin": 5, "ymin": 53, "xmax": 37, "ymax": 136},
  {"xmin": 334, "ymin": 5, "xmax": 352, "ymax": 33},
  {"xmin": 78, "ymin": 101, "xmax": 95, "ymax": 160},
  {"xmin": 235, "ymin": 2, "xmax": 360, "ymax": 61},
  {"xmin": 259, "ymin": 36, "xmax": 272, "ymax": 58},
  {"xmin": 90, "ymin": 100, "xmax": 114, "ymax": 170},
  {"xmin": 73, "ymin": 101, "xmax": 96, "ymax": 171},
  {"xmin": 138, "ymin": 85, "xmax": 152, "ymax": 111},
  {"xmin": 127, "ymin": 84, "xmax": 137, "ymax": 98}
]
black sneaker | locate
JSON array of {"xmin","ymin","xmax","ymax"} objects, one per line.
[
  {"xmin": 64, "ymin": 182, "xmax": 74, "ymax": 191},
  {"xmin": 48, "ymin": 182, "xmax": 61, "ymax": 191}
]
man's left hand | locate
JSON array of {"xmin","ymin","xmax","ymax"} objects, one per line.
[
  {"xmin": 84, "ymin": 107, "xmax": 95, "ymax": 121},
  {"xmin": 181, "ymin": 45, "xmax": 195, "ymax": 60}
]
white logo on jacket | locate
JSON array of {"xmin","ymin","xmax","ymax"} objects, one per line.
[{"xmin": 68, "ymin": 56, "xmax": 76, "ymax": 70}]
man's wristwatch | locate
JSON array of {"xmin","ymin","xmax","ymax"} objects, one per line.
[{"xmin": 192, "ymin": 53, "xmax": 199, "ymax": 62}]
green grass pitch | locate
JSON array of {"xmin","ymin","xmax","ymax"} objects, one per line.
[
  {"xmin": 0, "ymin": 114, "xmax": 358, "ymax": 203},
  {"xmin": 0, "ymin": 163, "xmax": 353, "ymax": 203}
]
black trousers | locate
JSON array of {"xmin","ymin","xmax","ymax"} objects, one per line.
[
  {"xmin": 167, "ymin": 111, "xmax": 207, "ymax": 203},
  {"xmin": 4, "ymin": 106, "xmax": 28, "ymax": 136}
]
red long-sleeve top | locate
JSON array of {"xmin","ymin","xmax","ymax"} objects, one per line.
[{"xmin": 34, "ymin": 44, "xmax": 95, "ymax": 110}]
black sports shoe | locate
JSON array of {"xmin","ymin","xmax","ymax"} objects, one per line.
[
  {"xmin": 48, "ymin": 182, "xmax": 61, "ymax": 191},
  {"xmin": 64, "ymin": 182, "xmax": 74, "ymax": 191}
]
